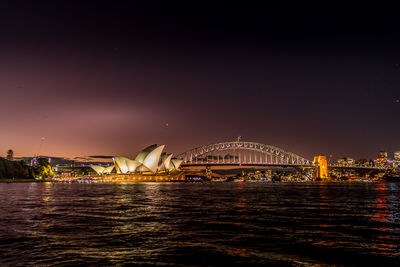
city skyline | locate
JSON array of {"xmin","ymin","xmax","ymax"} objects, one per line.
[
  {"xmin": 8, "ymin": 139, "xmax": 400, "ymax": 164},
  {"xmin": 1, "ymin": 2, "xmax": 399, "ymax": 160}
]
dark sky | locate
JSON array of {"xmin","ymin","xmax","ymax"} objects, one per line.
[{"xmin": 1, "ymin": 1, "xmax": 399, "ymax": 160}]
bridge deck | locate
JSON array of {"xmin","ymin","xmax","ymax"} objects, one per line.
[
  {"xmin": 181, "ymin": 163, "xmax": 386, "ymax": 171},
  {"xmin": 181, "ymin": 163, "xmax": 314, "ymax": 168}
]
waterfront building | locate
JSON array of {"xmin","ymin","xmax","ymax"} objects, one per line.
[
  {"xmin": 90, "ymin": 165, "xmax": 114, "ymax": 175},
  {"xmin": 377, "ymin": 150, "xmax": 388, "ymax": 160},
  {"xmin": 53, "ymin": 165, "xmax": 96, "ymax": 177},
  {"xmin": 109, "ymin": 144, "xmax": 183, "ymax": 175},
  {"xmin": 394, "ymin": 151, "xmax": 400, "ymax": 166}
]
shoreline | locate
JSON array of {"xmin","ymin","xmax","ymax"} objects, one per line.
[
  {"xmin": 0, "ymin": 179, "xmax": 42, "ymax": 183},
  {"xmin": 1, "ymin": 178, "xmax": 399, "ymax": 183}
]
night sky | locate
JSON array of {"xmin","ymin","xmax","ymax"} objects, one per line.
[{"xmin": 1, "ymin": 1, "xmax": 399, "ymax": 160}]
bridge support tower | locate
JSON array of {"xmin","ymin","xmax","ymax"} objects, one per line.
[{"xmin": 313, "ymin": 155, "xmax": 328, "ymax": 179}]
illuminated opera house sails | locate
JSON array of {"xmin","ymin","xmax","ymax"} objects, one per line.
[
  {"xmin": 90, "ymin": 165, "xmax": 114, "ymax": 175},
  {"xmin": 91, "ymin": 144, "xmax": 183, "ymax": 175}
]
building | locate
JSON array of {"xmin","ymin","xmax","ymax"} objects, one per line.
[
  {"xmin": 337, "ymin": 157, "xmax": 355, "ymax": 166},
  {"xmin": 90, "ymin": 165, "xmax": 114, "ymax": 175},
  {"xmin": 355, "ymin": 158, "xmax": 369, "ymax": 166},
  {"xmin": 376, "ymin": 150, "xmax": 388, "ymax": 166},
  {"xmin": 52, "ymin": 165, "xmax": 96, "ymax": 177},
  {"xmin": 394, "ymin": 151, "xmax": 400, "ymax": 161},
  {"xmin": 91, "ymin": 144, "xmax": 183, "ymax": 175},
  {"xmin": 394, "ymin": 151, "xmax": 400, "ymax": 167},
  {"xmin": 378, "ymin": 150, "xmax": 388, "ymax": 161}
]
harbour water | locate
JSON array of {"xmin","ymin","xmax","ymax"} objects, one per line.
[{"xmin": 1, "ymin": 182, "xmax": 400, "ymax": 265}]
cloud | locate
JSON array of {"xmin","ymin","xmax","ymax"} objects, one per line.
[
  {"xmin": 88, "ymin": 155, "xmax": 113, "ymax": 159},
  {"xmin": 73, "ymin": 156, "xmax": 90, "ymax": 160}
]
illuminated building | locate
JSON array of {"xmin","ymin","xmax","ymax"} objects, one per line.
[
  {"xmin": 394, "ymin": 151, "xmax": 400, "ymax": 167},
  {"xmin": 90, "ymin": 165, "xmax": 114, "ymax": 175},
  {"xmin": 378, "ymin": 150, "xmax": 388, "ymax": 160},
  {"xmin": 394, "ymin": 151, "xmax": 400, "ymax": 162},
  {"xmin": 112, "ymin": 144, "xmax": 183, "ymax": 174},
  {"xmin": 376, "ymin": 150, "xmax": 388, "ymax": 166},
  {"xmin": 53, "ymin": 165, "xmax": 95, "ymax": 177},
  {"xmin": 337, "ymin": 157, "xmax": 355, "ymax": 166}
]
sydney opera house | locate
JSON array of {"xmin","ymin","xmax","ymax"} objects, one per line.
[
  {"xmin": 90, "ymin": 165, "xmax": 114, "ymax": 175},
  {"xmin": 91, "ymin": 144, "xmax": 183, "ymax": 175}
]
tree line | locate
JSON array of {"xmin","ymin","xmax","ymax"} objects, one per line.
[{"xmin": 0, "ymin": 149, "xmax": 54, "ymax": 179}]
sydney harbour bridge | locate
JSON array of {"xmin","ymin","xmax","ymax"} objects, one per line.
[
  {"xmin": 175, "ymin": 141, "xmax": 387, "ymax": 178},
  {"xmin": 177, "ymin": 141, "xmax": 312, "ymax": 166}
]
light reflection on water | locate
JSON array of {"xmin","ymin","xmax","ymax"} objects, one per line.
[{"xmin": 0, "ymin": 182, "xmax": 400, "ymax": 265}]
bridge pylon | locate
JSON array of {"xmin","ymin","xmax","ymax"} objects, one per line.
[{"xmin": 313, "ymin": 155, "xmax": 328, "ymax": 179}]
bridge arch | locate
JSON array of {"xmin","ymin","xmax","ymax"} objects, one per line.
[{"xmin": 176, "ymin": 141, "xmax": 312, "ymax": 166}]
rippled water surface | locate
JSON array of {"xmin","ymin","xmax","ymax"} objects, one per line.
[{"xmin": 1, "ymin": 182, "xmax": 400, "ymax": 266}]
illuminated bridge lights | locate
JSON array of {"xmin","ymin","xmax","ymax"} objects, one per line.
[{"xmin": 177, "ymin": 141, "xmax": 313, "ymax": 166}]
